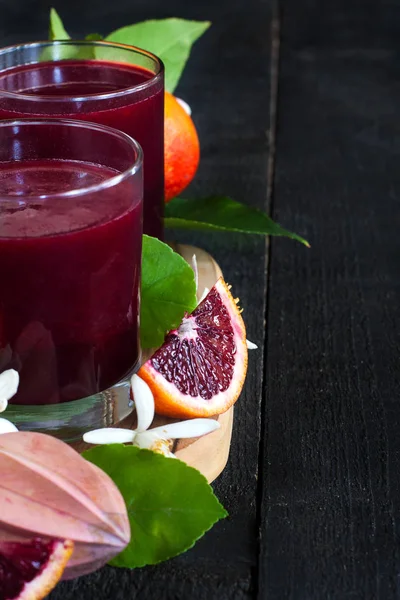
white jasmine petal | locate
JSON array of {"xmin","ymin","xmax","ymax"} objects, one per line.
[
  {"xmin": 134, "ymin": 431, "xmax": 176, "ymax": 458},
  {"xmin": 191, "ymin": 254, "xmax": 199, "ymax": 292},
  {"xmin": 176, "ymin": 97, "xmax": 192, "ymax": 116},
  {"xmin": 246, "ymin": 339, "xmax": 258, "ymax": 350},
  {"xmin": 83, "ymin": 428, "xmax": 136, "ymax": 445},
  {"xmin": 135, "ymin": 430, "xmax": 163, "ymax": 448},
  {"xmin": 131, "ymin": 374, "xmax": 155, "ymax": 432},
  {"xmin": 149, "ymin": 418, "xmax": 220, "ymax": 440},
  {"xmin": 0, "ymin": 418, "xmax": 18, "ymax": 434},
  {"xmin": 0, "ymin": 369, "xmax": 19, "ymax": 412},
  {"xmin": 198, "ymin": 287, "xmax": 210, "ymax": 304}
]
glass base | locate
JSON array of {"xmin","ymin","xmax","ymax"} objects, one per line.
[{"xmin": 5, "ymin": 359, "xmax": 140, "ymax": 443}]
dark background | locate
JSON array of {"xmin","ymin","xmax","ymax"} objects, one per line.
[{"xmin": 2, "ymin": 0, "xmax": 400, "ymax": 598}]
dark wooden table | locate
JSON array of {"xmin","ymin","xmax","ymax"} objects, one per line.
[{"xmin": 2, "ymin": 0, "xmax": 400, "ymax": 597}]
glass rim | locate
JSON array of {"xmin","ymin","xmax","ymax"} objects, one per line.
[
  {"xmin": 0, "ymin": 40, "xmax": 164, "ymax": 103},
  {"xmin": 0, "ymin": 118, "xmax": 143, "ymax": 201}
]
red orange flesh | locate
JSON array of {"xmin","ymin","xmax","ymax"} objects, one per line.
[
  {"xmin": 139, "ymin": 278, "xmax": 248, "ymax": 418},
  {"xmin": 0, "ymin": 539, "xmax": 73, "ymax": 600}
]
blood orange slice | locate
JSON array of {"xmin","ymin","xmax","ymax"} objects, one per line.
[
  {"xmin": 139, "ymin": 277, "xmax": 248, "ymax": 418},
  {"xmin": 0, "ymin": 538, "xmax": 73, "ymax": 600}
]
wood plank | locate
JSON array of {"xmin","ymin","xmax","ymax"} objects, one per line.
[{"xmin": 259, "ymin": 1, "xmax": 400, "ymax": 598}]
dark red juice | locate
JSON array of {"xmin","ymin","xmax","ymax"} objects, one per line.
[
  {"xmin": 0, "ymin": 60, "xmax": 164, "ymax": 239},
  {"xmin": 0, "ymin": 159, "xmax": 142, "ymax": 405}
]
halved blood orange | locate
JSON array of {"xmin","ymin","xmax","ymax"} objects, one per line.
[
  {"xmin": 0, "ymin": 538, "xmax": 73, "ymax": 600},
  {"xmin": 139, "ymin": 277, "xmax": 248, "ymax": 418}
]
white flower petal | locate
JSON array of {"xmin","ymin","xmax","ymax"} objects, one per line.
[
  {"xmin": 131, "ymin": 374, "xmax": 155, "ymax": 432},
  {"xmin": 191, "ymin": 254, "xmax": 199, "ymax": 293},
  {"xmin": 134, "ymin": 430, "xmax": 163, "ymax": 448},
  {"xmin": 246, "ymin": 339, "xmax": 258, "ymax": 350},
  {"xmin": 0, "ymin": 369, "xmax": 19, "ymax": 412},
  {"xmin": 134, "ymin": 431, "xmax": 176, "ymax": 458},
  {"xmin": 0, "ymin": 418, "xmax": 18, "ymax": 434},
  {"xmin": 83, "ymin": 428, "xmax": 136, "ymax": 445},
  {"xmin": 198, "ymin": 287, "xmax": 210, "ymax": 304},
  {"xmin": 176, "ymin": 97, "xmax": 192, "ymax": 116},
  {"xmin": 149, "ymin": 418, "xmax": 220, "ymax": 440}
]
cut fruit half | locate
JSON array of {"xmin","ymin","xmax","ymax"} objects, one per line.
[
  {"xmin": 0, "ymin": 538, "xmax": 73, "ymax": 600},
  {"xmin": 139, "ymin": 277, "xmax": 248, "ymax": 418}
]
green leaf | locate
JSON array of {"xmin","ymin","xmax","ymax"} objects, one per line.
[
  {"xmin": 141, "ymin": 235, "xmax": 197, "ymax": 349},
  {"xmin": 83, "ymin": 445, "xmax": 227, "ymax": 568},
  {"xmin": 49, "ymin": 8, "xmax": 71, "ymax": 40},
  {"xmin": 48, "ymin": 10, "xmax": 102, "ymax": 59},
  {"xmin": 85, "ymin": 33, "xmax": 104, "ymax": 41},
  {"xmin": 165, "ymin": 196, "xmax": 310, "ymax": 247},
  {"xmin": 105, "ymin": 19, "xmax": 211, "ymax": 93}
]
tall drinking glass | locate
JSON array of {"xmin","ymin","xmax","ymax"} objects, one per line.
[
  {"xmin": 0, "ymin": 119, "xmax": 143, "ymax": 440},
  {"xmin": 0, "ymin": 41, "xmax": 164, "ymax": 239}
]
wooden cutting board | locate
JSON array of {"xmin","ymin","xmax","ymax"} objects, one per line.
[
  {"xmin": 75, "ymin": 244, "xmax": 234, "ymax": 484},
  {"xmin": 166, "ymin": 244, "xmax": 234, "ymax": 483}
]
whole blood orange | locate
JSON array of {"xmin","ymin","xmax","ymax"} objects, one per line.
[
  {"xmin": 164, "ymin": 92, "xmax": 200, "ymax": 202},
  {"xmin": 139, "ymin": 278, "xmax": 248, "ymax": 418},
  {"xmin": 0, "ymin": 538, "xmax": 73, "ymax": 600}
]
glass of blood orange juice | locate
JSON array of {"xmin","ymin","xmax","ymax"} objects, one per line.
[
  {"xmin": 0, "ymin": 41, "xmax": 164, "ymax": 240},
  {"xmin": 0, "ymin": 119, "xmax": 143, "ymax": 440}
]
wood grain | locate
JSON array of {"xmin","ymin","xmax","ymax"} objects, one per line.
[{"xmin": 259, "ymin": 1, "xmax": 400, "ymax": 598}]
